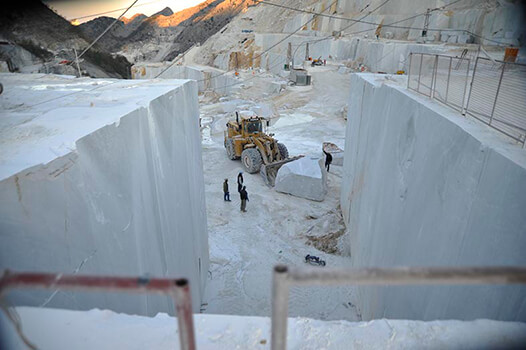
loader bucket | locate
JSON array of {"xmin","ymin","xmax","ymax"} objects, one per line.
[{"xmin": 260, "ymin": 155, "xmax": 304, "ymax": 186}]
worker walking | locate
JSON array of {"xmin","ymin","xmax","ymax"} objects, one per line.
[
  {"xmin": 323, "ymin": 150, "xmax": 332, "ymax": 172},
  {"xmin": 223, "ymin": 179, "xmax": 231, "ymax": 202},
  {"xmin": 240, "ymin": 186, "xmax": 249, "ymax": 212},
  {"xmin": 237, "ymin": 171, "xmax": 244, "ymax": 193}
]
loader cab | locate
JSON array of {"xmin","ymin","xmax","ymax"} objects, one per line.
[
  {"xmin": 244, "ymin": 118, "xmax": 263, "ymax": 135},
  {"xmin": 224, "ymin": 113, "xmax": 269, "ymax": 140}
]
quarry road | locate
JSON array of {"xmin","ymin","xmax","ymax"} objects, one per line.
[{"xmin": 198, "ymin": 66, "xmax": 361, "ymax": 321}]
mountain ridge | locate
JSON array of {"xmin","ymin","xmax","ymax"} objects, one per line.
[{"xmin": 78, "ymin": 0, "xmax": 253, "ymax": 63}]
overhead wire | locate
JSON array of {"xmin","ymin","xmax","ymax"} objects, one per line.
[
  {"xmin": 68, "ymin": 0, "xmax": 163, "ymax": 21},
  {"xmin": 201, "ymin": 54, "xmax": 284, "ymax": 92},
  {"xmin": 15, "ymin": 0, "xmax": 293, "ymax": 107},
  {"xmin": 19, "ymin": 0, "xmax": 509, "ymax": 107},
  {"xmin": 304, "ymin": 0, "xmax": 392, "ymax": 46},
  {"xmin": 47, "ymin": 0, "xmax": 140, "ymax": 99},
  {"xmin": 256, "ymin": 0, "xmax": 509, "ymax": 46},
  {"xmin": 182, "ymin": 0, "xmax": 341, "ymax": 87},
  {"xmin": 201, "ymin": 0, "xmax": 390, "ymax": 92},
  {"xmin": 205, "ymin": 0, "xmax": 507, "ymax": 92},
  {"xmin": 247, "ymin": 0, "xmax": 340, "ymax": 61},
  {"xmin": 287, "ymin": 0, "xmax": 392, "ymax": 64},
  {"xmin": 74, "ymin": 0, "xmax": 140, "ymax": 63},
  {"xmin": 256, "ymin": 0, "xmax": 465, "ymax": 27},
  {"xmin": 157, "ymin": 0, "xmax": 339, "ymax": 80},
  {"xmin": 154, "ymin": 0, "xmax": 253, "ymax": 79},
  {"xmin": 19, "ymin": 0, "xmax": 236, "ymax": 108}
]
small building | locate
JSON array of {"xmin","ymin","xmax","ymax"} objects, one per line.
[{"xmin": 290, "ymin": 68, "xmax": 311, "ymax": 86}]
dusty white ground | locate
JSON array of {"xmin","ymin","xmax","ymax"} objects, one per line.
[
  {"xmin": 3, "ymin": 307, "xmax": 526, "ymax": 350},
  {"xmin": 198, "ymin": 64, "xmax": 362, "ymax": 320}
]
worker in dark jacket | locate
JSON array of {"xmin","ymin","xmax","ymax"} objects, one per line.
[
  {"xmin": 240, "ymin": 186, "xmax": 249, "ymax": 212},
  {"xmin": 237, "ymin": 171, "xmax": 244, "ymax": 193},
  {"xmin": 223, "ymin": 179, "xmax": 231, "ymax": 201},
  {"xmin": 323, "ymin": 150, "xmax": 333, "ymax": 172}
]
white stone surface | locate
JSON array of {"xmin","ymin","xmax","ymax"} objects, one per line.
[
  {"xmin": 424, "ymin": 35, "xmax": 436, "ymax": 43},
  {"xmin": 252, "ymin": 102, "xmax": 277, "ymax": 118},
  {"xmin": 256, "ymin": 33, "xmax": 449, "ymax": 74},
  {"xmin": 447, "ymin": 35, "xmax": 458, "ymax": 43},
  {"xmin": 2, "ymin": 307, "xmax": 526, "ymax": 350},
  {"xmin": 340, "ymin": 73, "xmax": 526, "ymax": 322},
  {"xmin": 0, "ymin": 73, "xmax": 209, "ymax": 316},
  {"xmin": 277, "ymin": 0, "xmax": 525, "ymax": 45},
  {"xmin": 275, "ymin": 156, "xmax": 327, "ymax": 201},
  {"xmin": 131, "ymin": 62, "xmax": 238, "ymax": 95},
  {"xmin": 457, "ymin": 34, "xmax": 474, "ymax": 44}
]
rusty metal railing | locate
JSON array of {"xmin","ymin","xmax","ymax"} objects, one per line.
[
  {"xmin": 270, "ymin": 265, "xmax": 526, "ymax": 350},
  {"xmin": 464, "ymin": 57, "xmax": 526, "ymax": 146},
  {"xmin": 408, "ymin": 52, "xmax": 526, "ymax": 146},
  {"xmin": 4, "ymin": 267, "xmax": 526, "ymax": 349},
  {"xmin": 408, "ymin": 52, "xmax": 471, "ymax": 114},
  {"xmin": 0, "ymin": 271, "xmax": 196, "ymax": 350}
]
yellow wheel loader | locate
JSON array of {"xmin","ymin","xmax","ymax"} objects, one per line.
[{"xmin": 224, "ymin": 112, "xmax": 303, "ymax": 185}]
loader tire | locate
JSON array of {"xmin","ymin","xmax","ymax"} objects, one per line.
[
  {"xmin": 241, "ymin": 148, "xmax": 263, "ymax": 174},
  {"xmin": 226, "ymin": 139, "xmax": 237, "ymax": 160},
  {"xmin": 278, "ymin": 143, "xmax": 289, "ymax": 159}
]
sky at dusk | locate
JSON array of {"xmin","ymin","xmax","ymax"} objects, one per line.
[{"xmin": 44, "ymin": 0, "xmax": 205, "ymax": 22}]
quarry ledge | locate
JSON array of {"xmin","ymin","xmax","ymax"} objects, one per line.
[
  {"xmin": 341, "ymin": 73, "xmax": 526, "ymax": 321},
  {"xmin": 0, "ymin": 73, "xmax": 209, "ymax": 316},
  {"xmin": 0, "ymin": 73, "xmax": 198, "ymax": 181},
  {"xmin": 360, "ymin": 73, "xmax": 526, "ymax": 168},
  {"xmin": 2, "ymin": 307, "xmax": 526, "ymax": 349}
]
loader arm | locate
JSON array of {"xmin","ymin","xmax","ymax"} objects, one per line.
[
  {"xmin": 260, "ymin": 155, "xmax": 304, "ymax": 187},
  {"xmin": 251, "ymin": 137, "xmax": 270, "ymax": 165}
]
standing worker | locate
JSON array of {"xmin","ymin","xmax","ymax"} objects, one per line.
[
  {"xmin": 237, "ymin": 171, "xmax": 244, "ymax": 193},
  {"xmin": 323, "ymin": 150, "xmax": 333, "ymax": 172},
  {"xmin": 240, "ymin": 186, "xmax": 249, "ymax": 212},
  {"xmin": 223, "ymin": 179, "xmax": 231, "ymax": 202}
]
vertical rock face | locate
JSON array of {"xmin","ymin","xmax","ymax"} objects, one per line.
[
  {"xmin": 340, "ymin": 73, "xmax": 526, "ymax": 322},
  {"xmin": 0, "ymin": 74, "xmax": 209, "ymax": 316},
  {"xmin": 131, "ymin": 63, "xmax": 238, "ymax": 95}
]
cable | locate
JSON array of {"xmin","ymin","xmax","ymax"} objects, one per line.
[
  {"xmin": 204, "ymin": 0, "xmax": 482, "ymax": 92},
  {"xmin": 18, "ymin": 0, "xmax": 506, "ymax": 106},
  {"xmin": 12, "ymin": 0, "xmax": 331, "ymax": 110},
  {"xmin": 256, "ymin": 0, "xmax": 382, "ymax": 26},
  {"xmin": 204, "ymin": 54, "xmax": 285, "ymax": 92},
  {"xmin": 185, "ymin": 0, "xmax": 340, "ymax": 84},
  {"xmin": 254, "ymin": 0, "xmax": 403, "ymax": 31},
  {"xmin": 291, "ymin": 11, "xmax": 424, "ymax": 49},
  {"xmin": 69, "ymin": 0, "xmax": 163, "ymax": 21},
  {"xmin": 200, "ymin": 0, "xmax": 388, "ymax": 92},
  {"xmin": 289, "ymin": 0, "xmax": 392, "ymax": 63},
  {"xmin": 12, "ymin": 77, "xmax": 154, "ymax": 111},
  {"xmin": 257, "ymin": 0, "xmax": 464, "ymax": 29},
  {"xmin": 39, "ymin": 250, "xmax": 97, "ymax": 308},
  {"xmin": 251, "ymin": 0, "xmax": 339, "ymax": 60},
  {"xmin": 155, "ymin": 0, "xmax": 253, "ymax": 78},
  {"xmin": 257, "ymin": 0, "xmax": 509, "ymax": 47},
  {"xmin": 158, "ymin": 0, "xmax": 337, "ymax": 80},
  {"xmin": 74, "ymin": 0, "xmax": 140, "ymax": 63}
]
